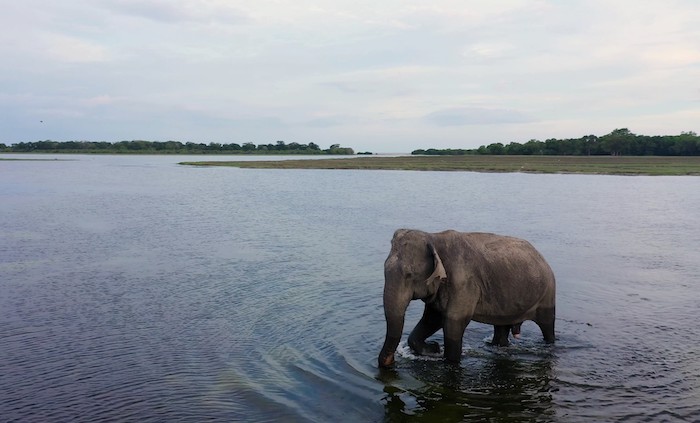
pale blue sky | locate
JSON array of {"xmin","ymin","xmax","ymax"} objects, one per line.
[{"xmin": 2, "ymin": 1, "xmax": 699, "ymax": 152}]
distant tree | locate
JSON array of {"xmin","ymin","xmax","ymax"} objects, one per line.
[
  {"xmin": 543, "ymin": 138, "xmax": 561, "ymax": 155},
  {"xmin": 222, "ymin": 142, "xmax": 241, "ymax": 151},
  {"xmin": 135, "ymin": 140, "xmax": 153, "ymax": 151},
  {"xmin": 34, "ymin": 140, "xmax": 59, "ymax": 150},
  {"xmin": 581, "ymin": 135, "xmax": 598, "ymax": 155},
  {"xmin": 326, "ymin": 143, "xmax": 354, "ymax": 154},
  {"xmin": 673, "ymin": 132, "xmax": 699, "ymax": 155},
  {"xmin": 485, "ymin": 142, "xmax": 505, "ymax": 155},
  {"xmin": 522, "ymin": 139, "xmax": 544, "ymax": 155},
  {"xmin": 505, "ymin": 142, "xmax": 524, "ymax": 155},
  {"xmin": 600, "ymin": 128, "xmax": 634, "ymax": 155}
]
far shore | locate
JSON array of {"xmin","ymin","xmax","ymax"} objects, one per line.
[{"xmin": 179, "ymin": 155, "xmax": 700, "ymax": 176}]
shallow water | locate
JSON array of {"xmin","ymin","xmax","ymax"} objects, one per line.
[{"xmin": 1, "ymin": 154, "xmax": 699, "ymax": 422}]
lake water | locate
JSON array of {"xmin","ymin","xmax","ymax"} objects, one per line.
[{"xmin": 1, "ymin": 154, "xmax": 699, "ymax": 422}]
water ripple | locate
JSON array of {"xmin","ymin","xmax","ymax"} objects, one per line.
[{"xmin": 3, "ymin": 156, "xmax": 700, "ymax": 422}]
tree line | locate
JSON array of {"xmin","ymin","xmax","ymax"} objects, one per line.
[
  {"xmin": 0, "ymin": 140, "xmax": 356, "ymax": 155},
  {"xmin": 412, "ymin": 129, "xmax": 700, "ymax": 156}
]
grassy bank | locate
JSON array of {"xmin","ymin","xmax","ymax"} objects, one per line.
[{"xmin": 179, "ymin": 155, "xmax": 700, "ymax": 176}]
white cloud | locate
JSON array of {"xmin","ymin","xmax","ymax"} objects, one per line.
[
  {"xmin": 464, "ymin": 43, "xmax": 514, "ymax": 60},
  {"xmin": 82, "ymin": 95, "xmax": 118, "ymax": 107},
  {"xmin": 42, "ymin": 34, "xmax": 110, "ymax": 63},
  {"xmin": 425, "ymin": 107, "xmax": 534, "ymax": 126},
  {"xmin": 1, "ymin": 0, "xmax": 699, "ymax": 150},
  {"xmin": 99, "ymin": 0, "xmax": 249, "ymax": 25},
  {"xmin": 639, "ymin": 45, "xmax": 700, "ymax": 68}
]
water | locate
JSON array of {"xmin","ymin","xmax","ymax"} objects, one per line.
[{"xmin": 1, "ymin": 154, "xmax": 699, "ymax": 422}]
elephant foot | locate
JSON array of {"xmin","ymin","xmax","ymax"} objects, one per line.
[
  {"xmin": 379, "ymin": 353, "xmax": 395, "ymax": 368},
  {"xmin": 511, "ymin": 323, "xmax": 522, "ymax": 338},
  {"xmin": 492, "ymin": 325, "xmax": 512, "ymax": 346},
  {"xmin": 491, "ymin": 338, "xmax": 510, "ymax": 347},
  {"xmin": 408, "ymin": 339, "xmax": 441, "ymax": 356},
  {"xmin": 421, "ymin": 340, "xmax": 441, "ymax": 356}
]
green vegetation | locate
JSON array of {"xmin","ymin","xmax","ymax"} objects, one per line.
[
  {"xmin": 5, "ymin": 129, "xmax": 696, "ymax": 158},
  {"xmin": 412, "ymin": 129, "xmax": 700, "ymax": 156},
  {"xmin": 180, "ymin": 155, "xmax": 700, "ymax": 176},
  {"xmin": 0, "ymin": 140, "xmax": 355, "ymax": 155}
]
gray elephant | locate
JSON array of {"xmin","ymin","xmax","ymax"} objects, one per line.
[
  {"xmin": 411, "ymin": 322, "xmax": 523, "ymax": 357},
  {"xmin": 378, "ymin": 229, "xmax": 555, "ymax": 368}
]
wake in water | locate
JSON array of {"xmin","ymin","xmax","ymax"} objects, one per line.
[
  {"xmin": 395, "ymin": 341, "xmax": 443, "ymax": 362},
  {"xmin": 394, "ymin": 328, "xmax": 563, "ymax": 365}
]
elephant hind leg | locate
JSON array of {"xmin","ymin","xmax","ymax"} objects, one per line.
[
  {"xmin": 534, "ymin": 306, "xmax": 556, "ymax": 343},
  {"xmin": 492, "ymin": 325, "xmax": 511, "ymax": 346},
  {"xmin": 510, "ymin": 322, "xmax": 522, "ymax": 338},
  {"xmin": 408, "ymin": 305, "xmax": 442, "ymax": 355}
]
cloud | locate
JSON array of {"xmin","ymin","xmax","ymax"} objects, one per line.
[
  {"xmin": 99, "ymin": 0, "xmax": 248, "ymax": 25},
  {"xmin": 1, "ymin": 1, "xmax": 699, "ymax": 151},
  {"xmin": 305, "ymin": 116, "xmax": 350, "ymax": 128},
  {"xmin": 82, "ymin": 95, "xmax": 118, "ymax": 107},
  {"xmin": 425, "ymin": 107, "xmax": 535, "ymax": 126},
  {"xmin": 42, "ymin": 34, "xmax": 110, "ymax": 63},
  {"xmin": 463, "ymin": 42, "xmax": 514, "ymax": 60}
]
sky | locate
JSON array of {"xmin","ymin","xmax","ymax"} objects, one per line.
[{"xmin": 1, "ymin": 1, "xmax": 699, "ymax": 153}]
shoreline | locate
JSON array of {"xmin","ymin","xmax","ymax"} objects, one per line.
[{"xmin": 179, "ymin": 155, "xmax": 700, "ymax": 176}]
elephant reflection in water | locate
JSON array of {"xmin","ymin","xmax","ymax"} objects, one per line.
[
  {"xmin": 378, "ymin": 229, "xmax": 556, "ymax": 367},
  {"xmin": 380, "ymin": 355, "xmax": 555, "ymax": 421}
]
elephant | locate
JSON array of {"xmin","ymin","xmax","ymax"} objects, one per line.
[
  {"xmin": 414, "ymin": 322, "xmax": 523, "ymax": 356},
  {"xmin": 378, "ymin": 229, "xmax": 555, "ymax": 368}
]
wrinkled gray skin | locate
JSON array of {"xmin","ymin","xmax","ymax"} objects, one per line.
[{"xmin": 378, "ymin": 229, "xmax": 555, "ymax": 368}]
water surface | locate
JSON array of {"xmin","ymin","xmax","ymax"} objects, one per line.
[{"xmin": 1, "ymin": 154, "xmax": 699, "ymax": 422}]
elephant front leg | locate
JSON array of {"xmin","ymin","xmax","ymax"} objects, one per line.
[
  {"xmin": 443, "ymin": 316, "xmax": 470, "ymax": 364},
  {"xmin": 408, "ymin": 305, "xmax": 442, "ymax": 356}
]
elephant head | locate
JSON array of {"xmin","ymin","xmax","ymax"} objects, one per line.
[{"xmin": 378, "ymin": 230, "xmax": 447, "ymax": 368}]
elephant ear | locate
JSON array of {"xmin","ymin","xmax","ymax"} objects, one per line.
[{"xmin": 425, "ymin": 243, "xmax": 447, "ymax": 290}]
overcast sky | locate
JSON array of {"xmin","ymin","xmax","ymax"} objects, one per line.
[{"xmin": 2, "ymin": 1, "xmax": 699, "ymax": 152}]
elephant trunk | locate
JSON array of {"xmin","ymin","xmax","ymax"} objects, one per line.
[{"xmin": 378, "ymin": 283, "xmax": 410, "ymax": 368}]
